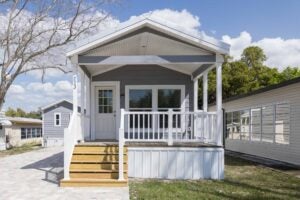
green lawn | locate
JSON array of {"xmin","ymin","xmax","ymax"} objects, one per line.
[
  {"xmin": 0, "ymin": 143, "xmax": 42, "ymax": 158},
  {"xmin": 129, "ymin": 156, "xmax": 300, "ymax": 200}
]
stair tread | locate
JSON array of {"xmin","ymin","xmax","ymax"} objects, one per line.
[
  {"xmin": 73, "ymin": 152, "xmax": 127, "ymax": 155},
  {"xmin": 71, "ymin": 160, "xmax": 127, "ymax": 163},
  {"xmin": 70, "ymin": 169, "xmax": 127, "ymax": 173},
  {"xmin": 62, "ymin": 178, "xmax": 127, "ymax": 182}
]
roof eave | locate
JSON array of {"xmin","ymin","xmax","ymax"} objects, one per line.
[{"xmin": 66, "ymin": 18, "xmax": 230, "ymax": 58}]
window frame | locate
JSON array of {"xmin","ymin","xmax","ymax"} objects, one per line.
[
  {"xmin": 125, "ymin": 85, "xmax": 185, "ymax": 112},
  {"xmin": 54, "ymin": 112, "xmax": 61, "ymax": 127}
]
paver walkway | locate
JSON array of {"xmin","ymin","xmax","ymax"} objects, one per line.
[{"xmin": 0, "ymin": 147, "xmax": 129, "ymax": 200}]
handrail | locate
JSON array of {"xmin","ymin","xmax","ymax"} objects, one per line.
[{"xmin": 63, "ymin": 112, "xmax": 78, "ymax": 180}]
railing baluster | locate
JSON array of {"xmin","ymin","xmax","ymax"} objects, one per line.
[
  {"xmin": 133, "ymin": 114, "xmax": 135, "ymax": 139},
  {"xmin": 143, "ymin": 114, "xmax": 145, "ymax": 140},
  {"xmin": 138, "ymin": 114, "xmax": 140, "ymax": 140},
  {"xmin": 148, "ymin": 113, "xmax": 150, "ymax": 140}
]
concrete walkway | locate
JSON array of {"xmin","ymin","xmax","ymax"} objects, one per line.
[{"xmin": 0, "ymin": 147, "xmax": 129, "ymax": 200}]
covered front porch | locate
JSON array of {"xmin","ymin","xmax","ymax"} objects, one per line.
[{"xmin": 62, "ymin": 17, "xmax": 229, "ymax": 185}]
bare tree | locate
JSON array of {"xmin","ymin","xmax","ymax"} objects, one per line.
[{"xmin": 0, "ymin": 0, "xmax": 115, "ymax": 110}]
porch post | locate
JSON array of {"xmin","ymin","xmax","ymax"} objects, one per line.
[
  {"xmin": 72, "ymin": 74, "xmax": 78, "ymax": 117},
  {"xmin": 203, "ymin": 71, "xmax": 208, "ymax": 112},
  {"xmin": 118, "ymin": 109, "xmax": 125, "ymax": 181},
  {"xmin": 216, "ymin": 62, "xmax": 223, "ymax": 146},
  {"xmin": 80, "ymin": 70, "xmax": 85, "ymax": 142},
  {"xmin": 86, "ymin": 75, "xmax": 91, "ymax": 140},
  {"xmin": 193, "ymin": 78, "xmax": 198, "ymax": 111}
]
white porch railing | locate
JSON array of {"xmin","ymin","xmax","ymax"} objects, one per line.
[
  {"xmin": 120, "ymin": 109, "xmax": 217, "ymax": 144},
  {"xmin": 118, "ymin": 108, "xmax": 218, "ymax": 180},
  {"xmin": 63, "ymin": 112, "xmax": 80, "ymax": 180}
]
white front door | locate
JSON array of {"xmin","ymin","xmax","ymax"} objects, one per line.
[{"xmin": 95, "ymin": 86, "xmax": 116, "ymax": 139}]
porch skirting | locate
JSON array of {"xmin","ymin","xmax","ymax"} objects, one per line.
[{"xmin": 127, "ymin": 147, "xmax": 224, "ymax": 180}]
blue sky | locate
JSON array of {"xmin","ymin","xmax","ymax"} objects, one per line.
[
  {"xmin": 112, "ymin": 0, "xmax": 300, "ymax": 40},
  {"xmin": 3, "ymin": 0, "xmax": 300, "ymax": 111}
]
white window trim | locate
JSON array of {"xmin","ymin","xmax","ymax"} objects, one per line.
[
  {"xmin": 54, "ymin": 112, "xmax": 61, "ymax": 127},
  {"xmin": 125, "ymin": 85, "xmax": 186, "ymax": 112}
]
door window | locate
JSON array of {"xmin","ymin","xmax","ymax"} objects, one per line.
[{"xmin": 98, "ymin": 89, "xmax": 113, "ymax": 113}]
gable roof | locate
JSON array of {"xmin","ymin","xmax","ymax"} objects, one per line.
[
  {"xmin": 67, "ymin": 16, "xmax": 230, "ymax": 57},
  {"xmin": 41, "ymin": 99, "xmax": 72, "ymax": 111}
]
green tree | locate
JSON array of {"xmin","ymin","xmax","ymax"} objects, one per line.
[
  {"xmin": 198, "ymin": 46, "xmax": 300, "ymax": 107},
  {"xmin": 5, "ymin": 107, "xmax": 17, "ymax": 117}
]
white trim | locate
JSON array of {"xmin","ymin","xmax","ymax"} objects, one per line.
[
  {"xmin": 125, "ymin": 85, "xmax": 186, "ymax": 112},
  {"xmin": 67, "ymin": 18, "xmax": 229, "ymax": 57},
  {"xmin": 91, "ymin": 65, "xmax": 124, "ymax": 76},
  {"xmin": 90, "ymin": 64, "xmax": 191, "ymax": 77},
  {"xmin": 54, "ymin": 112, "xmax": 61, "ymax": 127},
  {"xmin": 91, "ymin": 81, "xmax": 120, "ymax": 141}
]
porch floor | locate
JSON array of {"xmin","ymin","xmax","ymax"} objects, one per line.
[{"xmin": 81, "ymin": 140, "xmax": 220, "ymax": 148}]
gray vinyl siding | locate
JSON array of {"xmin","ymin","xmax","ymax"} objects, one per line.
[
  {"xmin": 43, "ymin": 102, "xmax": 72, "ymax": 139},
  {"xmin": 209, "ymin": 82, "xmax": 300, "ymax": 165},
  {"xmin": 92, "ymin": 65, "xmax": 194, "ymax": 111}
]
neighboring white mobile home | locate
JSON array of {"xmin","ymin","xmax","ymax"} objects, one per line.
[
  {"xmin": 60, "ymin": 17, "xmax": 229, "ymax": 187},
  {"xmin": 212, "ymin": 77, "xmax": 300, "ymax": 166},
  {"xmin": 0, "ymin": 117, "xmax": 42, "ymax": 149}
]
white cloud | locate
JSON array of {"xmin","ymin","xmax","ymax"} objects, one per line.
[
  {"xmin": 8, "ymin": 84, "xmax": 25, "ymax": 95},
  {"xmin": 222, "ymin": 32, "xmax": 300, "ymax": 70},
  {"xmin": 5, "ymin": 80, "xmax": 73, "ymax": 111},
  {"xmin": 129, "ymin": 9, "xmax": 201, "ymax": 36}
]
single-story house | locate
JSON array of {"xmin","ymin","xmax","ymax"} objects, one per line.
[
  {"xmin": 0, "ymin": 116, "xmax": 42, "ymax": 149},
  {"xmin": 211, "ymin": 77, "xmax": 300, "ymax": 166},
  {"xmin": 42, "ymin": 99, "xmax": 73, "ymax": 147},
  {"xmin": 60, "ymin": 16, "xmax": 230, "ymax": 187}
]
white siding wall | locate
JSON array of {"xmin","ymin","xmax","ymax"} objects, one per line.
[
  {"xmin": 210, "ymin": 82, "xmax": 300, "ymax": 165},
  {"xmin": 128, "ymin": 147, "xmax": 224, "ymax": 180}
]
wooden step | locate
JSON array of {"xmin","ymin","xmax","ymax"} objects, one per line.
[
  {"xmin": 70, "ymin": 163, "xmax": 128, "ymax": 170},
  {"xmin": 73, "ymin": 146, "xmax": 127, "ymax": 154},
  {"xmin": 70, "ymin": 172, "xmax": 128, "ymax": 179},
  {"xmin": 60, "ymin": 179, "xmax": 128, "ymax": 187},
  {"xmin": 71, "ymin": 154, "xmax": 128, "ymax": 163}
]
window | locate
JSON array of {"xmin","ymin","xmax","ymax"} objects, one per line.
[
  {"xmin": 98, "ymin": 89, "xmax": 113, "ymax": 113},
  {"xmin": 262, "ymin": 105, "xmax": 274, "ymax": 142},
  {"xmin": 129, "ymin": 89, "xmax": 152, "ymax": 110},
  {"xmin": 126, "ymin": 86, "xmax": 184, "ymax": 130},
  {"xmin": 275, "ymin": 103, "xmax": 290, "ymax": 144},
  {"xmin": 225, "ymin": 102, "xmax": 290, "ymax": 144},
  {"xmin": 20, "ymin": 128, "xmax": 42, "ymax": 140},
  {"xmin": 54, "ymin": 113, "xmax": 61, "ymax": 126},
  {"xmin": 158, "ymin": 89, "xmax": 181, "ymax": 109},
  {"xmin": 240, "ymin": 110, "xmax": 250, "ymax": 140},
  {"xmin": 251, "ymin": 108, "xmax": 261, "ymax": 141},
  {"xmin": 21, "ymin": 128, "xmax": 26, "ymax": 139},
  {"xmin": 232, "ymin": 111, "xmax": 241, "ymax": 139}
]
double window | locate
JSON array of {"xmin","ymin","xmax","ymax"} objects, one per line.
[
  {"xmin": 225, "ymin": 102, "xmax": 290, "ymax": 144},
  {"xmin": 21, "ymin": 128, "xmax": 42, "ymax": 139},
  {"xmin": 126, "ymin": 86, "xmax": 184, "ymax": 111},
  {"xmin": 126, "ymin": 86, "xmax": 184, "ymax": 129}
]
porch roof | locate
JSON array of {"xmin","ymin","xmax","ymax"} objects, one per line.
[{"xmin": 68, "ymin": 16, "xmax": 230, "ymax": 78}]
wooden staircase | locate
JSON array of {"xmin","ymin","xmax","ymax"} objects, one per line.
[{"xmin": 60, "ymin": 144, "xmax": 128, "ymax": 187}]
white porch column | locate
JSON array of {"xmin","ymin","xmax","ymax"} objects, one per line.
[
  {"xmin": 85, "ymin": 74, "xmax": 91, "ymax": 140},
  {"xmin": 79, "ymin": 69, "xmax": 85, "ymax": 142},
  {"xmin": 216, "ymin": 63, "xmax": 223, "ymax": 146},
  {"xmin": 72, "ymin": 74, "xmax": 78, "ymax": 117},
  {"xmin": 193, "ymin": 78, "xmax": 198, "ymax": 111},
  {"xmin": 203, "ymin": 71, "xmax": 208, "ymax": 112}
]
